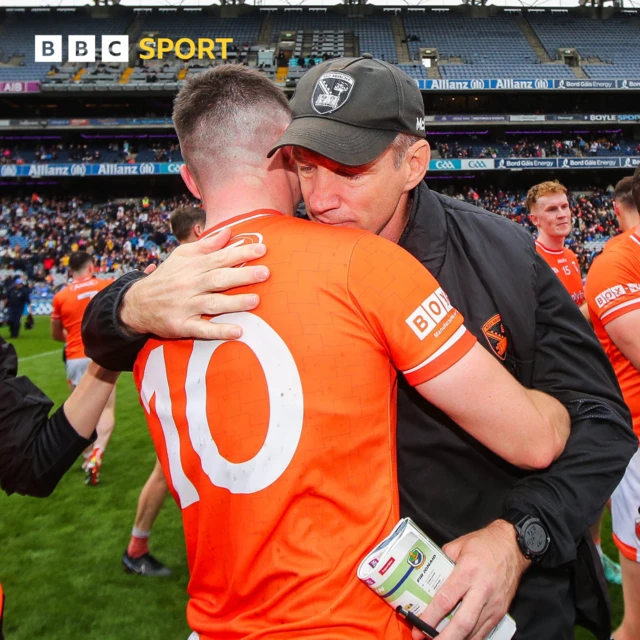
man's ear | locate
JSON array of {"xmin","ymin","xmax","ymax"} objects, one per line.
[
  {"xmin": 403, "ymin": 140, "xmax": 431, "ymax": 192},
  {"xmin": 614, "ymin": 201, "xmax": 621, "ymax": 219},
  {"xmin": 193, "ymin": 223, "xmax": 204, "ymax": 239},
  {"xmin": 180, "ymin": 164, "xmax": 202, "ymax": 200}
]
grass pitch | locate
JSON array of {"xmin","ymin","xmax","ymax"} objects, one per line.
[{"xmin": 0, "ymin": 318, "xmax": 623, "ymax": 639}]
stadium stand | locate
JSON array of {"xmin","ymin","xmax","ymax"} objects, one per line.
[
  {"xmin": 402, "ymin": 10, "xmax": 575, "ymax": 79},
  {"xmin": 135, "ymin": 8, "xmax": 262, "ymax": 47},
  {"xmin": 527, "ymin": 11, "xmax": 640, "ymax": 80},
  {"xmin": 0, "ymin": 189, "xmax": 619, "ymax": 294},
  {"xmin": 0, "ymin": 8, "xmax": 132, "ymax": 81},
  {"xmin": 1, "ymin": 7, "xmax": 639, "ymax": 86},
  {"xmin": 1, "ymin": 133, "xmax": 636, "ymax": 166},
  {"xmin": 270, "ymin": 10, "xmax": 396, "ymax": 63}
]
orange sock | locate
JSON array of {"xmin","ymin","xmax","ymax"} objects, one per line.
[{"xmin": 128, "ymin": 529, "xmax": 150, "ymax": 559}]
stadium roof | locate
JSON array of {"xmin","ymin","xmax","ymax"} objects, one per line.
[{"xmin": 3, "ymin": 0, "xmax": 637, "ymax": 8}]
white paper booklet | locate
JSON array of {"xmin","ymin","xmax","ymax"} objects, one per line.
[{"xmin": 357, "ymin": 518, "xmax": 516, "ymax": 640}]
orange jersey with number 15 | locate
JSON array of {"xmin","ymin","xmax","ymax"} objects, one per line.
[
  {"xmin": 535, "ymin": 241, "xmax": 584, "ymax": 306},
  {"xmin": 133, "ymin": 210, "xmax": 476, "ymax": 640}
]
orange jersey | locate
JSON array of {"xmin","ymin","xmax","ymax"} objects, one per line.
[
  {"xmin": 535, "ymin": 241, "xmax": 584, "ymax": 306},
  {"xmin": 133, "ymin": 210, "xmax": 476, "ymax": 640},
  {"xmin": 51, "ymin": 276, "xmax": 113, "ymax": 359},
  {"xmin": 585, "ymin": 228, "xmax": 640, "ymax": 437}
]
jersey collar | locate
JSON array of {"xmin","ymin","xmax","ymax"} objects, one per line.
[
  {"xmin": 201, "ymin": 210, "xmax": 284, "ymax": 240},
  {"xmin": 534, "ymin": 240, "xmax": 565, "ymax": 255}
]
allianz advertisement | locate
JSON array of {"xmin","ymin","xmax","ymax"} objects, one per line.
[
  {"xmin": 2, "ymin": 158, "xmax": 640, "ymax": 178},
  {"xmin": 417, "ymin": 79, "xmax": 640, "ymax": 91}
]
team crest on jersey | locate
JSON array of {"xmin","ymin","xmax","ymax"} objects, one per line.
[
  {"xmin": 311, "ymin": 72, "xmax": 355, "ymax": 114},
  {"xmin": 635, "ymin": 518, "xmax": 640, "ymax": 542},
  {"xmin": 482, "ymin": 314, "xmax": 508, "ymax": 361}
]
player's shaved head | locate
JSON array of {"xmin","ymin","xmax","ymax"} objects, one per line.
[
  {"xmin": 614, "ymin": 176, "xmax": 636, "ymax": 211},
  {"xmin": 173, "ymin": 65, "xmax": 292, "ymax": 187}
]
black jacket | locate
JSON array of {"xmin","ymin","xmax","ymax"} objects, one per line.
[
  {"xmin": 4, "ymin": 284, "xmax": 30, "ymax": 314},
  {"xmin": 0, "ymin": 338, "xmax": 97, "ymax": 640},
  {"xmin": 82, "ymin": 182, "xmax": 637, "ymax": 639},
  {"xmin": 0, "ymin": 338, "xmax": 96, "ymax": 497}
]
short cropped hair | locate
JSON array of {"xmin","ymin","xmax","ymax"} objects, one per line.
[
  {"xmin": 526, "ymin": 180, "xmax": 568, "ymax": 212},
  {"xmin": 172, "ymin": 65, "xmax": 291, "ymax": 183},
  {"xmin": 68, "ymin": 251, "xmax": 92, "ymax": 273},
  {"xmin": 614, "ymin": 176, "xmax": 636, "ymax": 211},
  {"xmin": 390, "ymin": 133, "xmax": 424, "ymax": 170},
  {"xmin": 170, "ymin": 205, "xmax": 206, "ymax": 242},
  {"xmin": 633, "ymin": 167, "xmax": 640, "ymax": 213}
]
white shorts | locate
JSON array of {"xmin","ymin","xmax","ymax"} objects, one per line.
[
  {"xmin": 188, "ymin": 634, "xmax": 199, "ymax": 640},
  {"xmin": 612, "ymin": 448, "xmax": 640, "ymax": 562},
  {"xmin": 65, "ymin": 357, "xmax": 91, "ymax": 387}
]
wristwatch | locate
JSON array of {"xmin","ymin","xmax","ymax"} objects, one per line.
[{"xmin": 512, "ymin": 515, "xmax": 550, "ymax": 561}]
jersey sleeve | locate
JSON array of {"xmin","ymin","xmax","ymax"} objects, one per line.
[
  {"xmin": 585, "ymin": 249, "xmax": 640, "ymax": 326},
  {"xmin": 51, "ymin": 292, "xmax": 62, "ymax": 321},
  {"xmin": 347, "ymin": 233, "xmax": 476, "ymax": 386}
]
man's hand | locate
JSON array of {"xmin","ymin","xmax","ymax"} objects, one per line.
[
  {"xmin": 412, "ymin": 520, "xmax": 529, "ymax": 640},
  {"xmin": 119, "ymin": 227, "xmax": 270, "ymax": 341}
]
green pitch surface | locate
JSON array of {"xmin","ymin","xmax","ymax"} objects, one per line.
[
  {"xmin": 0, "ymin": 318, "xmax": 624, "ymax": 639},
  {"xmin": 0, "ymin": 319, "xmax": 189, "ymax": 640}
]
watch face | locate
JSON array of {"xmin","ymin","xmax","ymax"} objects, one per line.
[{"xmin": 523, "ymin": 522, "xmax": 548, "ymax": 554}]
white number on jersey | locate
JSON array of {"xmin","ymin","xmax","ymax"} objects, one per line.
[{"xmin": 139, "ymin": 312, "xmax": 304, "ymax": 507}]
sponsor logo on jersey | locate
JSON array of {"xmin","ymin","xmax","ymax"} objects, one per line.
[
  {"xmin": 595, "ymin": 284, "xmax": 628, "ymax": 308},
  {"xmin": 482, "ymin": 313, "xmax": 508, "ymax": 361},
  {"xmin": 405, "ymin": 287, "xmax": 453, "ymax": 341}
]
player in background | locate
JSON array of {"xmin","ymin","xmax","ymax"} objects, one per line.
[
  {"xmin": 527, "ymin": 181, "xmax": 586, "ymax": 312},
  {"xmin": 528, "ymin": 179, "xmax": 621, "ymax": 584},
  {"xmin": 169, "ymin": 205, "xmax": 206, "ymax": 244},
  {"xmin": 122, "ymin": 206, "xmax": 205, "ymax": 577},
  {"xmin": 132, "ymin": 65, "xmax": 569, "ymax": 640},
  {"xmin": 585, "ymin": 168, "xmax": 640, "ymax": 640},
  {"xmin": 51, "ymin": 252, "xmax": 115, "ymax": 486},
  {"xmin": 612, "ymin": 177, "xmax": 639, "ymax": 249}
]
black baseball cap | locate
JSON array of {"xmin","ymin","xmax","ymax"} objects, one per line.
[{"xmin": 267, "ymin": 54, "xmax": 426, "ymax": 167}]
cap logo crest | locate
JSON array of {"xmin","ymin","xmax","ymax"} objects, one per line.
[{"xmin": 311, "ymin": 72, "xmax": 355, "ymax": 115}]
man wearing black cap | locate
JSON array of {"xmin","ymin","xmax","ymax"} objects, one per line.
[{"xmin": 81, "ymin": 57, "xmax": 635, "ymax": 640}]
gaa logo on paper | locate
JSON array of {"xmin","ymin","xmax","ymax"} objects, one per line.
[
  {"xmin": 407, "ymin": 547, "xmax": 425, "ymax": 569},
  {"xmin": 35, "ymin": 35, "xmax": 129, "ymax": 63}
]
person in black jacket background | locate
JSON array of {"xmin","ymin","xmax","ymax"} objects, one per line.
[
  {"xmin": 81, "ymin": 57, "xmax": 636, "ymax": 640},
  {"xmin": 0, "ymin": 336, "xmax": 120, "ymax": 640},
  {"xmin": 3, "ymin": 277, "xmax": 31, "ymax": 339}
]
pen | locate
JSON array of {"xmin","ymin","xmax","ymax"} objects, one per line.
[{"xmin": 396, "ymin": 605, "xmax": 440, "ymax": 638}]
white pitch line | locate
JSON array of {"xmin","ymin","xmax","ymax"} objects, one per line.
[{"xmin": 20, "ymin": 349, "xmax": 61, "ymax": 362}]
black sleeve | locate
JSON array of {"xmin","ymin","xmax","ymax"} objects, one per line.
[
  {"xmin": 501, "ymin": 254, "xmax": 637, "ymax": 568},
  {"xmin": 0, "ymin": 341, "xmax": 96, "ymax": 498},
  {"xmin": 81, "ymin": 270, "xmax": 149, "ymax": 372}
]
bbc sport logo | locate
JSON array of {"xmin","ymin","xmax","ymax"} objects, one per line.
[{"xmin": 35, "ymin": 35, "xmax": 234, "ymax": 63}]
